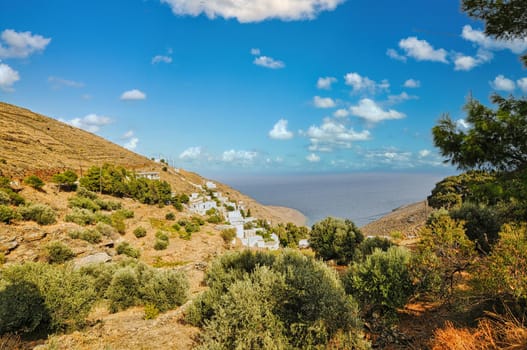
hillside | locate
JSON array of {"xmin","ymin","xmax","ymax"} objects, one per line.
[
  {"xmin": 0, "ymin": 102, "xmax": 309, "ymax": 349},
  {"xmin": 0, "ymin": 102, "xmax": 305, "ymax": 227}
]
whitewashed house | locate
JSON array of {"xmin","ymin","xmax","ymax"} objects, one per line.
[
  {"xmin": 205, "ymin": 181, "xmax": 217, "ymax": 189},
  {"xmin": 136, "ymin": 171, "xmax": 160, "ymax": 180}
]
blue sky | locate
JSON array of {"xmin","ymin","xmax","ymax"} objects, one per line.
[{"xmin": 1, "ymin": 0, "xmax": 526, "ymax": 177}]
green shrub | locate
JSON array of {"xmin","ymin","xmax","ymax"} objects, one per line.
[
  {"xmin": 65, "ymin": 208, "xmax": 95, "ymax": 225},
  {"xmin": 133, "ymin": 226, "xmax": 147, "ymax": 238},
  {"xmin": 173, "ymin": 201, "xmax": 183, "ymax": 212},
  {"xmin": 94, "ymin": 212, "xmax": 112, "ymax": 225},
  {"xmin": 155, "ymin": 230, "xmax": 169, "ymax": 241},
  {"xmin": 412, "ymin": 215, "xmax": 475, "ymax": 297},
  {"xmin": 111, "ymin": 213, "xmax": 126, "ymax": 234},
  {"xmin": 310, "ymin": 217, "xmax": 364, "ymax": 265},
  {"xmin": 472, "ymin": 223, "xmax": 527, "ymax": 306},
  {"xmin": 95, "ymin": 222, "xmax": 116, "ymax": 237},
  {"xmin": 105, "ymin": 267, "xmax": 140, "ymax": 313},
  {"xmin": 0, "ymin": 204, "xmax": 17, "ymax": 224},
  {"xmin": 139, "ymin": 269, "xmax": 188, "ymax": 312},
  {"xmin": 189, "ymin": 250, "xmax": 369, "ymax": 349},
  {"xmin": 171, "ymin": 223, "xmax": 181, "ymax": 231},
  {"xmin": 0, "ymin": 190, "xmax": 10, "ymax": 205},
  {"xmin": 191, "ymin": 216, "xmax": 205, "ymax": 226},
  {"xmin": 76, "ymin": 187, "xmax": 97, "ymax": 200},
  {"xmin": 144, "ymin": 303, "xmax": 159, "ymax": 320},
  {"xmin": 343, "ymin": 247, "xmax": 414, "ymax": 321},
  {"xmin": 24, "ymin": 175, "xmax": 44, "ymax": 190},
  {"xmin": 116, "ymin": 209, "xmax": 134, "ymax": 219},
  {"xmin": 450, "ymin": 202, "xmax": 502, "ymax": 253},
  {"xmin": 220, "ymin": 228, "xmax": 237, "ymax": 244},
  {"xmin": 18, "ymin": 203, "xmax": 57, "ymax": 225},
  {"xmin": 0, "ymin": 281, "xmax": 48, "ymax": 335},
  {"xmin": 1, "ymin": 262, "xmax": 97, "ymax": 332},
  {"xmin": 68, "ymin": 229, "xmax": 102, "ymax": 244},
  {"xmin": 116, "ymin": 242, "xmax": 140, "ymax": 259},
  {"xmin": 154, "ymin": 239, "xmax": 168, "ymax": 250},
  {"xmin": 94, "ymin": 198, "xmax": 121, "ymax": 211},
  {"xmin": 45, "ymin": 241, "xmax": 75, "ymax": 264},
  {"xmin": 52, "ymin": 170, "xmax": 78, "ymax": 192},
  {"xmin": 165, "ymin": 212, "xmax": 175, "ymax": 220},
  {"xmin": 68, "ymin": 196, "xmax": 100, "ymax": 212},
  {"xmin": 356, "ymin": 236, "xmax": 394, "ymax": 260},
  {"xmin": 185, "ymin": 222, "xmax": 200, "ymax": 234}
]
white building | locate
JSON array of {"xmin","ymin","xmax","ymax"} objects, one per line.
[
  {"xmin": 205, "ymin": 181, "xmax": 217, "ymax": 189},
  {"xmin": 188, "ymin": 198, "xmax": 217, "ymax": 216},
  {"xmin": 136, "ymin": 171, "xmax": 160, "ymax": 180}
]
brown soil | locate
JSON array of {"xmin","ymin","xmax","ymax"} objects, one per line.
[{"xmin": 360, "ymin": 200, "xmax": 430, "ymax": 241}]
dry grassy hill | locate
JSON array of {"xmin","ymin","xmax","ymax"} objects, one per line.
[{"xmin": 0, "ymin": 102, "xmax": 305, "ymax": 226}]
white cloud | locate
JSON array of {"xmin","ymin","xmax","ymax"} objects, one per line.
[
  {"xmin": 306, "ymin": 153, "xmax": 320, "ymax": 162},
  {"xmin": 490, "ymin": 75, "xmax": 515, "ymax": 92},
  {"xmin": 160, "ymin": 0, "xmax": 345, "ymax": 23},
  {"xmin": 253, "ymin": 55, "xmax": 285, "ymax": 69},
  {"xmin": 0, "ymin": 62, "xmax": 20, "ymax": 92},
  {"xmin": 365, "ymin": 149, "xmax": 412, "ymax": 166},
  {"xmin": 386, "ymin": 48, "xmax": 407, "ymax": 62},
  {"xmin": 350, "ymin": 98, "xmax": 406, "ymax": 123},
  {"xmin": 222, "ymin": 149, "xmax": 258, "ymax": 163},
  {"xmin": 461, "ymin": 25, "xmax": 527, "ymax": 54},
  {"xmin": 179, "ymin": 146, "xmax": 203, "ymax": 160},
  {"xmin": 250, "ymin": 48, "xmax": 261, "ymax": 55},
  {"xmin": 123, "ymin": 130, "xmax": 135, "ymax": 139},
  {"xmin": 453, "ymin": 49, "xmax": 492, "ymax": 71},
  {"xmin": 0, "ymin": 29, "xmax": 51, "ymax": 59},
  {"xmin": 313, "ymin": 95, "xmax": 336, "ymax": 108},
  {"xmin": 387, "ymin": 92, "xmax": 417, "ymax": 104},
  {"xmin": 418, "ymin": 149, "xmax": 431, "ymax": 158},
  {"xmin": 120, "ymin": 89, "xmax": 147, "ymax": 100},
  {"xmin": 403, "ymin": 79, "xmax": 420, "ymax": 88},
  {"xmin": 517, "ymin": 78, "xmax": 527, "ymax": 93},
  {"xmin": 65, "ymin": 114, "xmax": 112, "ymax": 133},
  {"xmin": 124, "ymin": 138, "xmax": 139, "ymax": 150},
  {"xmin": 457, "ymin": 119, "xmax": 470, "ymax": 130},
  {"xmin": 317, "ymin": 76, "xmax": 337, "ymax": 90},
  {"xmin": 269, "ymin": 119, "xmax": 293, "ymax": 140},
  {"xmin": 398, "ymin": 37, "xmax": 448, "ymax": 63},
  {"xmin": 344, "ymin": 72, "xmax": 389, "ymax": 94},
  {"xmin": 48, "ymin": 76, "xmax": 84, "ymax": 88},
  {"xmin": 304, "ymin": 118, "xmax": 370, "ymax": 151},
  {"xmin": 333, "ymin": 108, "xmax": 349, "ymax": 118},
  {"xmin": 121, "ymin": 130, "xmax": 139, "ymax": 150},
  {"xmin": 152, "ymin": 55, "xmax": 172, "ymax": 64}
]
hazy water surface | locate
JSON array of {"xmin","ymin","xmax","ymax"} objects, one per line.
[{"xmin": 217, "ymin": 173, "xmax": 446, "ymax": 227}]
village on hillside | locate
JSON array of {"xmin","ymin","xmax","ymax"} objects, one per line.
[{"xmin": 137, "ymin": 168, "xmax": 285, "ymax": 250}]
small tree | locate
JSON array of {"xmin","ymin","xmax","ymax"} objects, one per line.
[
  {"xmin": 343, "ymin": 247, "xmax": 414, "ymax": 321},
  {"xmin": 45, "ymin": 241, "xmax": 75, "ymax": 264},
  {"xmin": 413, "ymin": 215, "xmax": 476, "ymax": 297},
  {"xmin": 24, "ymin": 175, "xmax": 44, "ymax": 190},
  {"xmin": 52, "ymin": 170, "xmax": 78, "ymax": 192},
  {"xmin": 310, "ymin": 217, "xmax": 364, "ymax": 265}
]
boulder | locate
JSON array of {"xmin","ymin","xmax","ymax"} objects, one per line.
[{"xmin": 73, "ymin": 252, "xmax": 112, "ymax": 268}]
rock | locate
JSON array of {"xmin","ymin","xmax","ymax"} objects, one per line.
[
  {"xmin": 99, "ymin": 239, "xmax": 114, "ymax": 248},
  {"xmin": 74, "ymin": 252, "xmax": 112, "ymax": 268},
  {"xmin": 25, "ymin": 229, "xmax": 47, "ymax": 242},
  {"xmin": 0, "ymin": 239, "xmax": 18, "ymax": 253}
]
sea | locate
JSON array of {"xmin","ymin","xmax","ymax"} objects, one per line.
[{"xmin": 216, "ymin": 172, "xmax": 449, "ymax": 227}]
